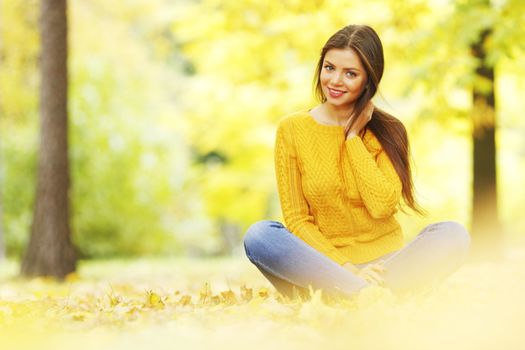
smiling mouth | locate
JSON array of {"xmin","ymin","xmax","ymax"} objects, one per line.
[{"xmin": 328, "ymin": 88, "xmax": 347, "ymax": 97}]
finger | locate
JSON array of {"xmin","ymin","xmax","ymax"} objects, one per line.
[
  {"xmin": 367, "ymin": 269, "xmax": 382, "ymax": 281},
  {"xmin": 364, "ymin": 275, "xmax": 379, "ymax": 286},
  {"xmin": 370, "ymin": 264, "xmax": 386, "ymax": 273},
  {"xmin": 365, "ymin": 270, "xmax": 385, "ymax": 286},
  {"xmin": 367, "ymin": 102, "xmax": 375, "ymax": 119},
  {"xmin": 370, "ymin": 267, "xmax": 386, "ymax": 275},
  {"xmin": 360, "ymin": 268, "xmax": 384, "ymax": 286},
  {"xmin": 372, "ymin": 260, "xmax": 384, "ymax": 268},
  {"xmin": 364, "ymin": 262, "xmax": 383, "ymax": 271},
  {"xmin": 357, "ymin": 270, "xmax": 375, "ymax": 284},
  {"xmin": 365, "ymin": 275, "xmax": 382, "ymax": 287}
]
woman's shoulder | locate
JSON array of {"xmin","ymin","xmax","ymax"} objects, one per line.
[{"xmin": 276, "ymin": 109, "xmax": 312, "ymax": 129}]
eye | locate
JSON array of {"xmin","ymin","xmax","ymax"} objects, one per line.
[
  {"xmin": 346, "ymin": 71, "xmax": 357, "ymax": 78},
  {"xmin": 323, "ymin": 64, "xmax": 334, "ymax": 71}
]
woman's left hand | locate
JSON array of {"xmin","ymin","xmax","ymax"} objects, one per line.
[
  {"xmin": 357, "ymin": 261, "xmax": 386, "ymax": 286},
  {"xmin": 346, "ymin": 101, "xmax": 374, "ymax": 139}
]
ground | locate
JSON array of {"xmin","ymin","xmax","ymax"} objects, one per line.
[{"xmin": 1, "ymin": 240, "xmax": 524, "ymax": 350}]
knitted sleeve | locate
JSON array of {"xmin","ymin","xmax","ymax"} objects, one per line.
[
  {"xmin": 274, "ymin": 120, "xmax": 350, "ymax": 265},
  {"xmin": 345, "ymin": 135, "xmax": 402, "ymax": 219}
]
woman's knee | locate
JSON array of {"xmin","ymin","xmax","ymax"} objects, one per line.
[
  {"xmin": 436, "ymin": 221, "xmax": 471, "ymax": 258},
  {"xmin": 243, "ymin": 220, "xmax": 284, "ymax": 261},
  {"xmin": 420, "ymin": 221, "xmax": 471, "ymax": 255},
  {"xmin": 445, "ymin": 221, "xmax": 470, "ymax": 246}
]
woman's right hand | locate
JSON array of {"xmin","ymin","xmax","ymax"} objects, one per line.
[
  {"xmin": 357, "ymin": 262, "xmax": 386, "ymax": 286},
  {"xmin": 345, "ymin": 101, "xmax": 374, "ymax": 139},
  {"xmin": 343, "ymin": 261, "xmax": 386, "ymax": 286}
]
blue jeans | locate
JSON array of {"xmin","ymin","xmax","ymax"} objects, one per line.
[{"xmin": 243, "ymin": 220, "xmax": 470, "ymax": 298}]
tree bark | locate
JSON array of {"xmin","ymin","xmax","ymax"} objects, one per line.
[
  {"xmin": 21, "ymin": 0, "xmax": 76, "ymax": 278},
  {"xmin": 470, "ymin": 27, "xmax": 503, "ymax": 259},
  {"xmin": 219, "ymin": 219, "xmax": 242, "ymax": 256},
  {"xmin": 0, "ymin": 1, "xmax": 5, "ymax": 262},
  {"xmin": 0, "ymin": 187, "xmax": 5, "ymax": 261}
]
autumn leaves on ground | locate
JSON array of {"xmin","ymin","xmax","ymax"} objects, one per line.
[
  {"xmin": 1, "ymin": 241, "xmax": 525, "ymax": 350},
  {"xmin": 2, "ymin": 1, "xmax": 525, "ymax": 349}
]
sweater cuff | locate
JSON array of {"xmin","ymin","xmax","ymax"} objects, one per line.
[
  {"xmin": 332, "ymin": 253, "xmax": 351, "ymax": 266},
  {"xmin": 345, "ymin": 135, "xmax": 371, "ymax": 160},
  {"xmin": 345, "ymin": 135, "xmax": 368, "ymax": 153}
]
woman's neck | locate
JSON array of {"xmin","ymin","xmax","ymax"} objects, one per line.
[{"xmin": 321, "ymin": 102, "xmax": 354, "ymax": 126}]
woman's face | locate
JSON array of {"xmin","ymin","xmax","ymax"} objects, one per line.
[{"xmin": 320, "ymin": 48, "xmax": 368, "ymax": 109}]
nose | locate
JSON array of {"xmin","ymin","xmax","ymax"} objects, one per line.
[{"xmin": 330, "ymin": 72, "xmax": 343, "ymax": 85}]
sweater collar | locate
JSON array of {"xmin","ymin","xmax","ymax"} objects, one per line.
[{"xmin": 304, "ymin": 110, "xmax": 382, "ymax": 151}]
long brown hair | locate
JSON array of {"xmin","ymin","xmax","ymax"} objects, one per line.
[{"xmin": 314, "ymin": 24, "xmax": 425, "ymax": 215}]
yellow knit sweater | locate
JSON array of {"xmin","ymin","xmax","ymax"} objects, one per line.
[{"xmin": 274, "ymin": 110, "xmax": 404, "ymax": 265}]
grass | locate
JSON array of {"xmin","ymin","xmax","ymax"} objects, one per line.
[{"xmin": 1, "ymin": 240, "xmax": 525, "ymax": 350}]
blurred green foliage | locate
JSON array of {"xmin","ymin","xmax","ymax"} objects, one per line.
[{"xmin": 0, "ymin": 0, "xmax": 524, "ymax": 259}]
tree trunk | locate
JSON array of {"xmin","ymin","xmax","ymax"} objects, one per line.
[
  {"xmin": 0, "ymin": 187, "xmax": 5, "ymax": 261},
  {"xmin": 219, "ymin": 219, "xmax": 242, "ymax": 256},
  {"xmin": 470, "ymin": 27, "xmax": 503, "ymax": 260},
  {"xmin": 21, "ymin": 0, "xmax": 76, "ymax": 278},
  {"xmin": 0, "ymin": 4, "xmax": 5, "ymax": 262}
]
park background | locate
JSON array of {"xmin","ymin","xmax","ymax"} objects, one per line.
[{"xmin": 1, "ymin": 0, "xmax": 524, "ymax": 349}]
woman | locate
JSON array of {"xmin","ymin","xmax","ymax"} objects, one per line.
[{"xmin": 243, "ymin": 24, "xmax": 470, "ymax": 298}]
